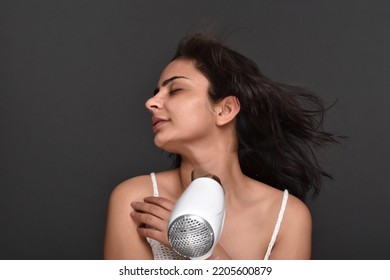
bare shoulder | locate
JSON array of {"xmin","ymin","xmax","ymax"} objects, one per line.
[
  {"xmin": 270, "ymin": 192, "xmax": 312, "ymax": 259},
  {"xmin": 104, "ymin": 174, "xmax": 155, "ymax": 260},
  {"xmin": 283, "ymin": 193, "xmax": 312, "ymax": 231},
  {"xmin": 109, "ymin": 169, "xmax": 179, "ymax": 202},
  {"xmin": 109, "ymin": 174, "xmax": 154, "ymax": 203},
  {"xmin": 249, "ymin": 181, "xmax": 311, "ymax": 226},
  {"xmin": 244, "ymin": 179, "xmax": 312, "ymax": 259}
]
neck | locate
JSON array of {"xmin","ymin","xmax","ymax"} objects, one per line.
[{"xmin": 177, "ymin": 146, "xmax": 246, "ymax": 197}]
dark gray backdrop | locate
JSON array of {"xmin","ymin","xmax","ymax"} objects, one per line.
[{"xmin": 1, "ymin": 0, "xmax": 389, "ymax": 259}]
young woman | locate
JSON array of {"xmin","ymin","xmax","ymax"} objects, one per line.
[{"xmin": 103, "ymin": 33, "xmax": 337, "ymax": 260}]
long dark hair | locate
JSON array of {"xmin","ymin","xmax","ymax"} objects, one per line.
[{"xmin": 169, "ymin": 33, "xmax": 338, "ymax": 201}]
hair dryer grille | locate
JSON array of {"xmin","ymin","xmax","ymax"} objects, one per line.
[{"xmin": 168, "ymin": 215, "xmax": 214, "ymax": 258}]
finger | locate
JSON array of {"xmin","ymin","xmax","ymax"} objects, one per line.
[
  {"xmin": 131, "ymin": 201, "xmax": 171, "ymax": 221},
  {"xmin": 143, "ymin": 196, "xmax": 175, "ymax": 212},
  {"xmin": 130, "ymin": 211, "xmax": 166, "ymax": 231}
]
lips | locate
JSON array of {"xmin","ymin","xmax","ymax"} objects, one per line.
[{"xmin": 151, "ymin": 116, "xmax": 169, "ymax": 132}]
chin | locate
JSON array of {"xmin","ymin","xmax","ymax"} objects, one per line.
[
  {"xmin": 154, "ymin": 138, "xmax": 181, "ymax": 155},
  {"xmin": 154, "ymin": 137, "xmax": 173, "ymax": 151}
]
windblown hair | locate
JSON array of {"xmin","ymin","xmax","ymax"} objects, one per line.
[{"xmin": 169, "ymin": 33, "xmax": 338, "ymax": 201}]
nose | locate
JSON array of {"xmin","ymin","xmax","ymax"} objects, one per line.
[{"xmin": 145, "ymin": 94, "xmax": 163, "ymax": 113}]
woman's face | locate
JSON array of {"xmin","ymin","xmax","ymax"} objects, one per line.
[{"xmin": 145, "ymin": 58, "xmax": 217, "ymax": 153}]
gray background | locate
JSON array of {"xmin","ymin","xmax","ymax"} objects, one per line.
[{"xmin": 1, "ymin": 0, "xmax": 389, "ymax": 259}]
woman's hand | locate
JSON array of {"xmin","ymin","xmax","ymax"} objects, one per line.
[
  {"xmin": 130, "ymin": 196, "xmax": 232, "ymax": 260},
  {"xmin": 130, "ymin": 196, "xmax": 174, "ymax": 248}
]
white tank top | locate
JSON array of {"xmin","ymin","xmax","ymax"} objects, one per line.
[{"xmin": 146, "ymin": 172, "xmax": 289, "ymax": 260}]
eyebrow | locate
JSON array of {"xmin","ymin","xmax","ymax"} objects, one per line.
[
  {"xmin": 153, "ymin": 76, "xmax": 189, "ymax": 95},
  {"xmin": 161, "ymin": 75, "xmax": 189, "ymax": 87}
]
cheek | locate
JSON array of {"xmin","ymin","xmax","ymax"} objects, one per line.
[
  {"xmin": 153, "ymin": 104, "xmax": 215, "ymax": 152},
  {"xmin": 176, "ymin": 100, "xmax": 214, "ymax": 127}
]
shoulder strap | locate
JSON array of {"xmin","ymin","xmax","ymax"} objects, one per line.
[
  {"xmin": 150, "ymin": 172, "xmax": 159, "ymax": 197},
  {"xmin": 264, "ymin": 189, "xmax": 289, "ymax": 260}
]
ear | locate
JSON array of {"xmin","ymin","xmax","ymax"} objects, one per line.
[{"xmin": 215, "ymin": 96, "xmax": 240, "ymax": 126}]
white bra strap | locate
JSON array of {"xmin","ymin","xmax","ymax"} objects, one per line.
[
  {"xmin": 150, "ymin": 172, "xmax": 159, "ymax": 197},
  {"xmin": 264, "ymin": 189, "xmax": 289, "ymax": 260}
]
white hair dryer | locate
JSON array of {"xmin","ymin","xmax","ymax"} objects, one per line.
[{"xmin": 168, "ymin": 170, "xmax": 226, "ymax": 260}]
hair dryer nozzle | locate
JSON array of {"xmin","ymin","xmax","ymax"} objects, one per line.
[{"xmin": 168, "ymin": 215, "xmax": 214, "ymax": 259}]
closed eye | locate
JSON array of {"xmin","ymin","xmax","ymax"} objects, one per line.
[{"xmin": 169, "ymin": 88, "xmax": 182, "ymax": 95}]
